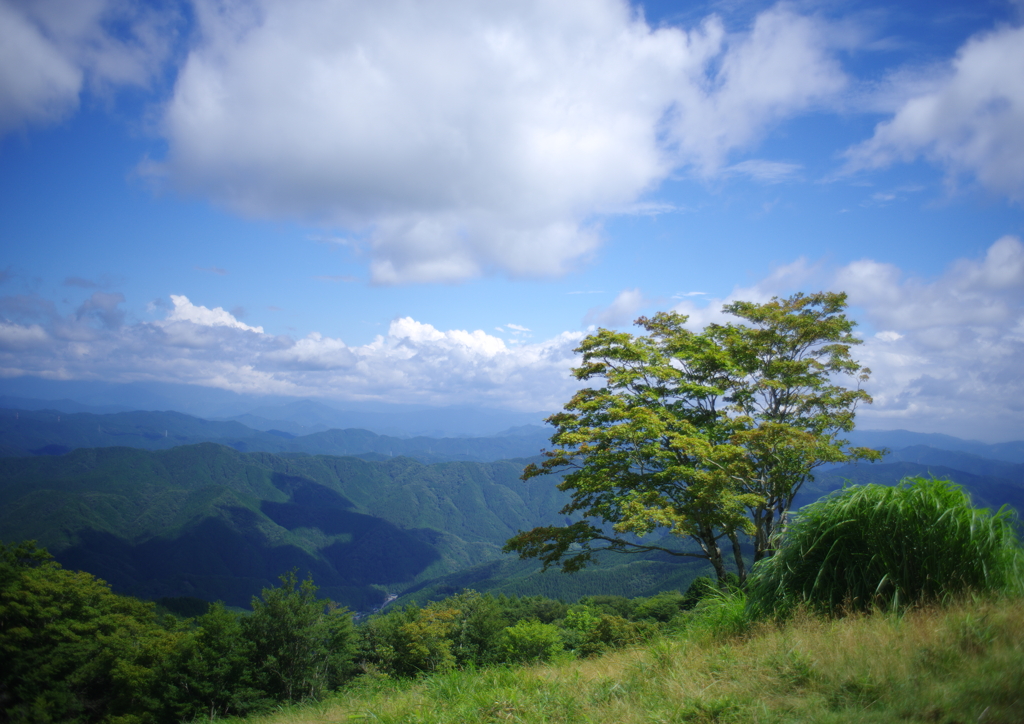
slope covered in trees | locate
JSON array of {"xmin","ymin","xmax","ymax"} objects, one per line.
[
  {"xmin": 1, "ymin": 435, "xmax": 1022, "ymax": 610},
  {"xmin": 0, "ymin": 444, "xmax": 568, "ymax": 609}
]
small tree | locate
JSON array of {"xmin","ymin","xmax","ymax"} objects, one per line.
[
  {"xmin": 161, "ymin": 603, "xmax": 265, "ymax": 720},
  {"xmin": 242, "ymin": 571, "xmax": 356, "ymax": 702},
  {"xmin": 505, "ymin": 292, "xmax": 880, "ymax": 587}
]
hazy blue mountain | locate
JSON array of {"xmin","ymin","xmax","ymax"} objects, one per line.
[
  {"xmin": 225, "ymin": 413, "xmax": 332, "ymax": 436},
  {"xmin": 0, "ymin": 376, "xmax": 551, "ymax": 438},
  {"xmin": 848, "ymin": 429, "xmax": 1024, "ymax": 464},
  {"xmin": 795, "ymin": 461, "xmax": 1024, "ymax": 514},
  {"xmin": 0, "ymin": 407, "xmax": 551, "ymax": 462},
  {"xmin": 882, "ymin": 445, "xmax": 1023, "ymax": 483},
  {"xmin": 229, "ymin": 400, "xmax": 549, "ymax": 438},
  {"xmin": 0, "ymin": 395, "xmax": 134, "ymax": 415}
]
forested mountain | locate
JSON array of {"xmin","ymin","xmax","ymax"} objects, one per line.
[
  {"xmin": 0, "ymin": 444, "xmax": 568, "ymax": 610},
  {"xmin": 0, "ymin": 407, "xmax": 551, "ymax": 462},
  {"xmin": 1, "ymin": 426, "xmax": 1022, "ymax": 612}
]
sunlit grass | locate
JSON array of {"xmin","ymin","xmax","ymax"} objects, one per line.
[{"xmin": 233, "ymin": 595, "xmax": 1024, "ymax": 724}]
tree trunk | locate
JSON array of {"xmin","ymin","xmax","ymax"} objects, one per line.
[{"xmin": 729, "ymin": 530, "xmax": 745, "ymax": 585}]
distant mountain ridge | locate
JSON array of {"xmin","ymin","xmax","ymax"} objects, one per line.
[
  {"xmin": 848, "ymin": 429, "xmax": 1024, "ymax": 464},
  {"xmin": 0, "ymin": 407, "xmax": 551, "ymax": 463},
  {"xmin": 0, "ymin": 379, "xmax": 550, "ymax": 437}
]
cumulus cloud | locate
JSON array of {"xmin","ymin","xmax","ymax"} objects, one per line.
[
  {"xmin": 670, "ymin": 257, "xmax": 821, "ymax": 327},
  {"xmin": 586, "ymin": 288, "xmax": 650, "ymax": 327},
  {"xmin": 835, "ymin": 236, "xmax": 1024, "ymax": 440},
  {"xmin": 1, "ymin": 252, "xmax": 1021, "ymax": 438},
  {"xmin": 0, "ymin": 0, "xmax": 178, "ymax": 136},
  {"xmin": 76, "ymin": 291, "xmax": 125, "ymax": 330},
  {"xmin": 845, "ymin": 24, "xmax": 1024, "ymax": 202},
  {"xmin": 149, "ymin": 0, "xmax": 847, "ymax": 284},
  {"xmin": 163, "ymin": 294, "xmax": 264, "ymax": 333},
  {"xmin": 0, "ymin": 294, "xmax": 584, "ymax": 410}
]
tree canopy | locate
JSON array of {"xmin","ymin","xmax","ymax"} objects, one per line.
[{"xmin": 505, "ymin": 292, "xmax": 881, "ymax": 587}]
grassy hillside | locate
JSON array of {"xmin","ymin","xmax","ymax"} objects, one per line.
[{"xmin": 229, "ymin": 595, "xmax": 1024, "ymax": 724}]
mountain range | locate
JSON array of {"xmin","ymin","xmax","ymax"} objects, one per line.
[
  {"xmin": 0, "ymin": 406, "xmax": 552, "ymax": 463},
  {"xmin": 0, "ymin": 388, "xmax": 1021, "ymax": 612}
]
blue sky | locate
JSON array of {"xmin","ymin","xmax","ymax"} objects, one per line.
[{"xmin": 1, "ymin": 0, "xmax": 1023, "ymax": 440}]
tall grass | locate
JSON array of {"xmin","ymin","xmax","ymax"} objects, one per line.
[
  {"xmin": 232, "ymin": 595, "xmax": 1024, "ymax": 724},
  {"xmin": 747, "ymin": 476, "xmax": 1024, "ymax": 616}
]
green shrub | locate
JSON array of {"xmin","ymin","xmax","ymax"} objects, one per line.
[
  {"xmin": 633, "ymin": 590, "xmax": 688, "ymax": 622},
  {"xmin": 747, "ymin": 476, "xmax": 1024, "ymax": 616},
  {"xmin": 358, "ymin": 602, "xmax": 460, "ymax": 677},
  {"xmin": 496, "ymin": 619, "xmax": 565, "ymax": 663}
]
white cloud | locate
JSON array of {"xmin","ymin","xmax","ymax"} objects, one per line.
[
  {"xmin": 670, "ymin": 257, "xmax": 820, "ymax": 327},
  {"xmin": 0, "ymin": 0, "xmax": 177, "ymax": 136},
  {"xmin": 0, "ymin": 1, "xmax": 82, "ymax": 135},
  {"xmin": 725, "ymin": 159, "xmax": 802, "ymax": 183},
  {"xmin": 837, "ymin": 236, "xmax": 1024, "ymax": 440},
  {"xmin": 845, "ymin": 24, "xmax": 1024, "ymax": 202},
  {"xmin": 163, "ymin": 295, "xmax": 264, "ymax": 333},
  {"xmin": 0, "ymin": 321, "xmax": 49, "ymax": 350},
  {"xmin": 150, "ymin": 0, "xmax": 848, "ymax": 284},
  {"xmin": 1, "ymin": 240, "xmax": 1022, "ymax": 438},
  {"xmin": 0, "ymin": 295, "xmax": 585, "ymax": 410},
  {"xmin": 586, "ymin": 287, "xmax": 650, "ymax": 327}
]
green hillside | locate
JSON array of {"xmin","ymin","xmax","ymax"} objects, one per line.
[
  {"xmin": 0, "ymin": 444, "xmax": 567, "ymax": 610},
  {"xmin": 2, "ymin": 436, "xmax": 1022, "ymax": 613}
]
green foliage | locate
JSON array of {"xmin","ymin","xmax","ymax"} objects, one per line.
[
  {"xmin": 506, "ymin": 292, "xmax": 880, "ymax": 587},
  {"xmin": 633, "ymin": 589, "xmax": 689, "ymax": 621},
  {"xmin": 446, "ymin": 591, "xmax": 509, "ymax": 666},
  {"xmin": 159, "ymin": 602, "xmax": 266, "ymax": 720},
  {"xmin": 0, "ymin": 540, "xmax": 177, "ymax": 724},
  {"xmin": 246, "ymin": 597, "xmax": 1024, "ymax": 724},
  {"xmin": 496, "ymin": 619, "xmax": 565, "ymax": 663},
  {"xmin": 359, "ymin": 602, "xmax": 462, "ymax": 677},
  {"xmin": 0, "ymin": 443, "xmax": 571, "ymax": 611},
  {"xmin": 747, "ymin": 476, "xmax": 1024, "ymax": 616},
  {"xmin": 678, "ymin": 588, "xmax": 751, "ymax": 642},
  {"xmin": 243, "ymin": 570, "xmax": 357, "ymax": 702}
]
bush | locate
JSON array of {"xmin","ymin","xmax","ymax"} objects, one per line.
[
  {"xmin": 358, "ymin": 601, "xmax": 466, "ymax": 677},
  {"xmin": 633, "ymin": 590, "xmax": 688, "ymax": 622},
  {"xmin": 747, "ymin": 477, "xmax": 1024, "ymax": 616},
  {"xmin": 496, "ymin": 619, "xmax": 564, "ymax": 663}
]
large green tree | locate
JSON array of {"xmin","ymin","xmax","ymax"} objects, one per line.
[{"xmin": 505, "ymin": 292, "xmax": 881, "ymax": 587}]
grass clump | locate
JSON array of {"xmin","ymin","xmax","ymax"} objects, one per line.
[{"xmin": 747, "ymin": 476, "xmax": 1024, "ymax": 616}]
